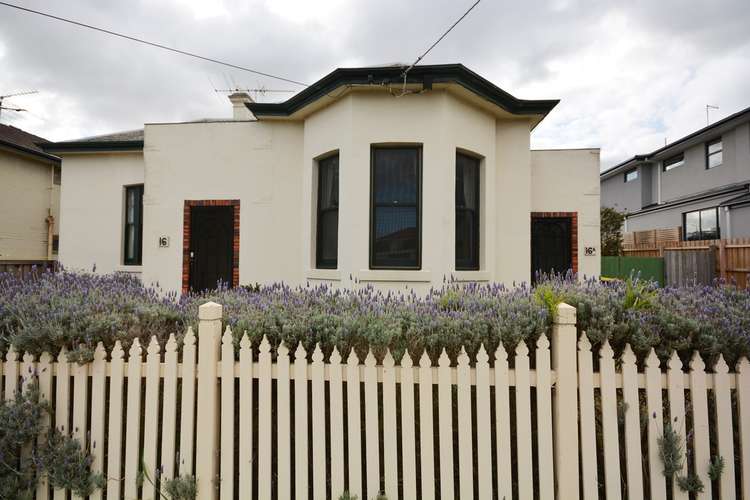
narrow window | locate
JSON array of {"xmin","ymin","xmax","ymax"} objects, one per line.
[
  {"xmin": 706, "ymin": 138, "xmax": 723, "ymax": 169},
  {"xmin": 53, "ymin": 165, "xmax": 61, "ymax": 185},
  {"xmin": 316, "ymin": 154, "xmax": 339, "ymax": 268},
  {"xmin": 456, "ymin": 152, "xmax": 480, "ymax": 270},
  {"xmin": 370, "ymin": 146, "xmax": 421, "ymax": 269},
  {"xmin": 124, "ymin": 184, "xmax": 144, "ymax": 265},
  {"xmin": 52, "ymin": 235, "xmax": 59, "ymax": 255},
  {"xmin": 683, "ymin": 207, "xmax": 720, "ymax": 240},
  {"xmin": 624, "ymin": 168, "xmax": 638, "ymax": 182},
  {"xmin": 663, "ymin": 154, "xmax": 684, "ymax": 172}
]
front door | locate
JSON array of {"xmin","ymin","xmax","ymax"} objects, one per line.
[
  {"xmin": 531, "ymin": 216, "xmax": 572, "ymax": 283},
  {"xmin": 189, "ymin": 206, "xmax": 234, "ymax": 291}
]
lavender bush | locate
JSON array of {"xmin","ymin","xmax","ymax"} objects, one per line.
[{"xmin": 0, "ymin": 270, "xmax": 748, "ymax": 366}]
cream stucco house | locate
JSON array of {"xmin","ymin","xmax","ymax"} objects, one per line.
[{"xmin": 44, "ymin": 64, "xmax": 600, "ymax": 293}]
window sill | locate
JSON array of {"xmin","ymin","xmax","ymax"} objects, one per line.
[
  {"xmin": 117, "ymin": 265, "xmax": 143, "ymax": 273},
  {"xmin": 357, "ymin": 269, "xmax": 432, "ymax": 283},
  {"xmin": 305, "ymin": 269, "xmax": 341, "ymax": 281},
  {"xmin": 451, "ymin": 270, "xmax": 491, "ymax": 282}
]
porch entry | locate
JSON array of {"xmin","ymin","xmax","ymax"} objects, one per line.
[
  {"xmin": 182, "ymin": 200, "xmax": 240, "ymax": 293},
  {"xmin": 531, "ymin": 212, "xmax": 577, "ymax": 282}
]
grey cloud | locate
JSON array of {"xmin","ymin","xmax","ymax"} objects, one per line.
[{"xmin": 1, "ymin": 0, "xmax": 748, "ymax": 169}]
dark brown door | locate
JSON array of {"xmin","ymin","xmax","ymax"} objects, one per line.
[
  {"xmin": 531, "ymin": 216, "xmax": 572, "ymax": 283},
  {"xmin": 189, "ymin": 206, "xmax": 234, "ymax": 291}
]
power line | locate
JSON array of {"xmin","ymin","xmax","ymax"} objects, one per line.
[
  {"xmin": 401, "ymin": 0, "xmax": 481, "ymax": 78},
  {"xmin": 0, "ymin": 1, "xmax": 308, "ymax": 87}
]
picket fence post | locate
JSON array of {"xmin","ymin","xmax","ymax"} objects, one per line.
[
  {"xmin": 552, "ymin": 302, "xmax": 579, "ymax": 499},
  {"xmin": 195, "ymin": 301, "xmax": 223, "ymax": 500}
]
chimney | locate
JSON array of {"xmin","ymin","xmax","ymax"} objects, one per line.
[{"xmin": 228, "ymin": 92, "xmax": 255, "ymax": 120}]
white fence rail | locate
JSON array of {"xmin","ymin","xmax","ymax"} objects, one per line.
[{"xmin": 2, "ymin": 301, "xmax": 749, "ymax": 499}]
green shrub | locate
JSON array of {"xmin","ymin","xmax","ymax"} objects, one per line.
[{"xmin": 0, "ymin": 384, "xmax": 103, "ymax": 498}]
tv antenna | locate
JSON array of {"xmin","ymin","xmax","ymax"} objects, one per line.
[
  {"xmin": 214, "ymin": 86, "xmax": 295, "ymax": 101},
  {"xmin": 706, "ymin": 104, "xmax": 719, "ymax": 126},
  {"xmin": 0, "ymin": 90, "xmax": 39, "ymax": 120}
]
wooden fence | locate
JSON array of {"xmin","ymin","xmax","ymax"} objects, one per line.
[
  {"xmin": 2, "ymin": 302, "xmax": 750, "ymax": 500},
  {"xmin": 623, "ymin": 237, "xmax": 750, "ymax": 288},
  {"xmin": 0, "ymin": 259, "xmax": 57, "ymax": 278}
]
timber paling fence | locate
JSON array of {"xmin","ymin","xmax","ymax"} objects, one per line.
[{"xmin": 2, "ymin": 302, "xmax": 750, "ymax": 500}]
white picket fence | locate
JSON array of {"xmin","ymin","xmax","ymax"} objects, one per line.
[{"xmin": 2, "ymin": 301, "xmax": 750, "ymax": 500}]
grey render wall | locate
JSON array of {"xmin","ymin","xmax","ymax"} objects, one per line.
[
  {"xmin": 625, "ymin": 192, "xmax": 738, "ymax": 236},
  {"xmin": 659, "ymin": 123, "xmax": 750, "ymax": 201},
  {"xmin": 730, "ymin": 205, "xmax": 750, "ymax": 238},
  {"xmin": 601, "ymin": 167, "xmax": 642, "ymax": 212}
]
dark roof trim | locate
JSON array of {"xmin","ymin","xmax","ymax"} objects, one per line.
[
  {"xmin": 0, "ymin": 138, "xmax": 60, "ymax": 163},
  {"xmin": 42, "ymin": 140, "xmax": 144, "ymax": 153},
  {"xmin": 601, "ymin": 104, "xmax": 750, "ymax": 178},
  {"xmin": 625, "ymin": 183, "xmax": 748, "ymax": 217},
  {"xmin": 247, "ymin": 64, "xmax": 559, "ymax": 119},
  {"xmin": 719, "ymin": 191, "xmax": 750, "ymax": 208}
]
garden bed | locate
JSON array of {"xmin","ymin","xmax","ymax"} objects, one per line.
[{"xmin": 0, "ymin": 270, "xmax": 748, "ymax": 366}]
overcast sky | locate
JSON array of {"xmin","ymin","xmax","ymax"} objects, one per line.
[{"xmin": 1, "ymin": 0, "xmax": 749, "ymax": 167}]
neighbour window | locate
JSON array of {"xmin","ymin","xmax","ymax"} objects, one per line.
[
  {"xmin": 624, "ymin": 168, "xmax": 638, "ymax": 182},
  {"xmin": 683, "ymin": 207, "xmax": 719, "ymax": 240},
  {"xmin": 53, "ymin": 165, "xmax": 61, "ymax": 185},
  {"xmin": 706, "ymin": 138, "xmax": 723, "ymax": 169},
  {"xmin": 52, "ymin": 235, "xmax": 59, "ymax": 255},
  {"xmin": 370, "ymin": 146, "xmax": 421, "ymax": 269},
  {"xmin": 124, "ymin": 184, "xmax": 144, "ymax": 265},
  {"xmin": 456, "ymin": 152, "xmax": 480, "ymax": 270},
  {"xmin": 663, "ymin": 154, "xmax": 684, "ymax": 172},
  {"xmin": 316, "ymin": 154, "xmax": 339, "ymax": 269}
]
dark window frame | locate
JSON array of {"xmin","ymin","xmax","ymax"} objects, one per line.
[
  {"xmin": 369, "ymin": 145, "xmax": 423, "ymax": 270},
  {"xmin": 624, "ymin": 168, "xmax": 638, "ymax": 182},
  {"xmin": 315, "ymin": 152, "xmax": 339, "ymax": 269},
  {"xmin": 662, "ymin": 153, "xmax": 685, "ymax": 172},
  {"xmin": 455, "ymin": 151, "xmax": 480, "ymax": 271},
  {"xmin": 123, "ymin": 184, "xmax": 144, "ymax": 265},
  {"xmin": 682, "ymin": 207, "xmax": 720, "ymax": 241},
  {"xmin": 705, "ymin": 137, "xmax": 723, "ymax": 169}
]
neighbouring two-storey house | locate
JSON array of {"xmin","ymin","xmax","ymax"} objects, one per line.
[
  {"xmin": 0, "ymin": 124, "xmax": 61, "ymax": 262},
  {"xmin": 44, "ymin": 64, "xmax": 600, "ymax": 294},
  {"xmin": 601, "ymin": 105, "xmax": 750, "ymax": 240}
]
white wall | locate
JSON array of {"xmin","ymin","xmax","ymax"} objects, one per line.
[
  {"xmin": 531, "ymin": 149, "xmax": 601, "ymax": 278},
  {"xmin": 0, "ymin": 149, "xmax": 57, "ymax": 260},
  {"xmin": 58, "ymin": 152, "xmax": 144, "ymax": 275},
  {"xmin": 142, "ymin": 120, "xmax": 304, "ymax": 292}
]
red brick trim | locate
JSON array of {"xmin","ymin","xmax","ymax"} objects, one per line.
[
  {"xmin": 531, "ymin": 211, "xmax": 578, "ymax": 274},
  {"xmin": 182, "ymin": 200, "xmax": 240, "ymax": 293}
]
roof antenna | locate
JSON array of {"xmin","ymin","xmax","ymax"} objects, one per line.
[
  {"xmin": 0, "ymin": 90, "xmax": 39, "ymax": 121},
  {"xmin": 706, "ymin": 104, "xmax": 719, "ymax": 126},
  {"xmin": 215, "ymin": 86, "xmax": 295, "ymax": 101},
  {"xmin": 399, "ymin": 0, "xmax": 482, "ymax": 92}
]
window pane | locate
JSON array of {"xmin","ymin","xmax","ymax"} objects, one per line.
[
  {"xmin": 624, "ymin": 169, "xmax": 638, "ymax": 182},
  {"xmin": 373, "ymin": 149, "xmax": 418, "ymax": 205},
  {"xmin": 707, "ymin": 140, "xmax": 722, "ymax": 154},
  {"xmin": 700, "ymin": 209, "xmax": 718, "ymax": 239},
  {"xmin": 316, "ymin": 155, "xmax": 339, "ymax": 268},
  {"xmin": 373, "ymin": 207, "xmax": 419, "ymax": 267},
  {"xmin": 456, "ymin": 153, "xmax": 479, "ymax": 270},
  {"xmin": 124, "ymin": 185, "xmax": 143, "ymax": 265},
  {"xmin": 664, "ymin": 155, "xmax": 684, "ymax": 171},
  {"xmin": 684, "ymin": 211, "xmax": 700, "ymax": 240},
  {"xmin": 371, "ymin": 147, "xmax": 420, "ymax": 268},
  {"xmin": 708, "ymin": 150, "xmax": 723, "ymax": 168}
]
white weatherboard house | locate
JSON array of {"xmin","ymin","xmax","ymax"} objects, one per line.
[{"xmin": 45, "ymin": 64, "xmax": 600, "ymax": 294}]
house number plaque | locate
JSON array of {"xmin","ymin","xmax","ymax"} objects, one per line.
[
  {"xmin": 584, "ymin": 246, "xmax": 596, "ymax": 256},
  {"xmin": 159, "ymin": 236, "xmax": 170, "ymax": 248}
]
